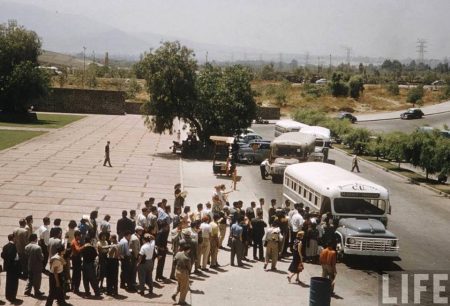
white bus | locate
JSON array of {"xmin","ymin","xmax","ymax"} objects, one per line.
[
  {"xmin": 299, "ymin": 125, "xmax": 331, "ymax": 160},
  {"xmin": 263, "ymin": 132, "xmax": 316, "ymax": 183},
  {"xmin": 283, "ymin": 162, "xmax": 399, "ymax": 258},
  {"xmin": 274, "ymin": 120, "xmax": 309, "ymax": 137}
]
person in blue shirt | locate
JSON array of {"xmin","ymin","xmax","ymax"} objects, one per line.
[{"xmin": 230, "ymin": 216, "xmax": 244, "ymax": 267}]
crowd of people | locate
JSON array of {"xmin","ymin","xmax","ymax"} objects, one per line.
[{"xmin": 0, "ymin": 183, "xmax": 337, "ymax": 306}]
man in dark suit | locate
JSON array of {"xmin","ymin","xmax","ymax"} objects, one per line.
[
  {"xmin": 103, "ymin": 141, "xmax": 112, "ymax": 167},
  {"xmin": 25, "ymin": 233, "xmax": 44, "ymax": 297},
  {"xmin": 1, "ymin": 234, "xmax": 21, "ymax": 303},
  {"xmin": 117, "ymin": 210, "xmax": 133, "ymax": 241}
]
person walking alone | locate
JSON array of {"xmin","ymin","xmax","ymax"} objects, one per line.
[
  {"xmin": 103, "ymin": 141, "xmax": 112, "ymax": 167},
  {"xmin": 351, "ymin": 154, "xmax": 360, "ymax": 172}
]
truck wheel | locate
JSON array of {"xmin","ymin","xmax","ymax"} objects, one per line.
[{"xmin": 247, "ymin": 156, "xmax": 255, "ymax": 165}]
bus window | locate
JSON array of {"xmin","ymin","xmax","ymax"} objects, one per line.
[
  {"xmin": 293, "ymin": 183, "xmax": 297, "ymax": 191},
  {"xmin": 334, "ymin": 198, "xmax": 386, "ymax": 215},
  {"xmin": 308, "ymin": 193, "xmax": 312, "ymax": 202},
  {"xmin": 303, "ymin": 189, "xmax": 306, "ymax": 197},
  {"xmin": 298, "ymin": 186, "xmax": 302, "ymax": 194},
  {"xmin": 314, "ymin": 196, "xmax": 318, "ymax": 206}
]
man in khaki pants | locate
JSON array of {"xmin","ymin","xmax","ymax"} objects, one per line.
[
  {"xmin": 199, "ymin": 216, "xmax": 211, "ymax": 270},
  {"xmin": 263, "ymin": 220, "xmax": 283, "ymax": 271},
  {"xmin": 209, "ymin": 214, "xmax": 220, "ymax": 268},
  {"xmin": 172, "ymin": 244, "xmax": 191, "ymax": 305}
]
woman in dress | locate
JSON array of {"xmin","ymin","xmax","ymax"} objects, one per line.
[{"xmin": 287, "ymin": 231, "xmax": 304, "ymax": 283}]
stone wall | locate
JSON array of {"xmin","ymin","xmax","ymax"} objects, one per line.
[
  {"xmin": 124, "ymin": 102, "xmax": 143, "ymax": 115},
  {"xmin": 35, "ymin": 88, "xmax": 125, "ymax": 115},
  {"xmin": 257, "ymin": 106, "xmax": 280, "ymax": 120}
]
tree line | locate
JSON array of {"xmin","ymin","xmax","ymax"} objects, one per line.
[{"xmin": 292, "ymin": 109, "xmax": 450, "ymax": 180}]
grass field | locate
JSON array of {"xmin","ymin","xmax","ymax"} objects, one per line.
[
  {"xmin": 0, "ymin": 130, "xmax": 46, "ymax": 151},
  {"xmin": 0, "ymin": 113, "xmax": 85, "ymax": 129}
]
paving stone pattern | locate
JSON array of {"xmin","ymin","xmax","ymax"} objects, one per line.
[{"xmin": 0, "ymin": 115, "xmax": 181, "ymax": 305}]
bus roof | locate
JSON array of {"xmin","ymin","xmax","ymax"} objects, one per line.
[
  {"xmin": 275, "ymin": 119, "xmax": 309, "ymax": 130},
  {"xmin": 272, "ymin": 132, "xmax": 316, "ymax": 146},
  {"xmin": 285, "ymin": 162, "xmax": 389, "ymax": 198},
  {"xmin": 300, "ymin": 126, "xmax": 331, "ymax": 139}
]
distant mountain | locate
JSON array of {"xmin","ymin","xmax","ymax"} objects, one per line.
[
  {"xmin": 0, "ymin": 1, "xmax": 267, "ymax": 61},
  {"xmin": 0, "ymin": 1, "xmax": 158, "ymax": 56}
]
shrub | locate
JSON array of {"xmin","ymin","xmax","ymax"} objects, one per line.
[
  {"xmin": 348, "ymin": 75, "xmax": 364, "ymax": 99},
  {"xmin": 406, "ymin": 85, "xmax": 424, "ymax": 105},
  {"xmin": 386, "ymin": 82, "xmax": 400, "ymax": 95},
  {"xmin": 343, "ymin": 128, "xmax": 371, "ymax": 154},
  {"xmin": 329, "ymin": 72, "xmax": 349, "ymax": 97}
]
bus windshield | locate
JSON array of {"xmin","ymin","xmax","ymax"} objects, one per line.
[
  {"xmin": 334, "ymin": 198, "xmax": 386, "ymax": 215},
  {"xmin": 273, "ymin": 146, "xmax": 303, "ymax": 158}
]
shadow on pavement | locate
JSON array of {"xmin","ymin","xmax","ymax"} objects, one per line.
[
  {"xmin": 343, "ymin": 255, "xmax": 404, "ymax": 274},
  {"xmin": 190, "ymin": 289, "xmax": 205, "ymax": 295}
]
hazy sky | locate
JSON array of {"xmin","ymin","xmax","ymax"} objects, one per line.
[{"xmin": 7, "ymin": 0, "xmax": 450, "ymax": 59}]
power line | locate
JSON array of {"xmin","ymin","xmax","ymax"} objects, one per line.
[{"xmin": 416, "ymin": 39, "xmax": 427, "ymax": 64}]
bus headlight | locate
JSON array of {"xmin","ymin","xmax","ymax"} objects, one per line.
[
  {"xmin": 390, "ymin": 240, "xmax": 397, "ymax": 247},
  {"xmin": 347, "ymin": 238, "xmax": 356, "ymax": 244}
]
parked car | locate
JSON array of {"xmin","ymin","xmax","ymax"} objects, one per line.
[
  {"xmin": 237, "ymin": 133, "xmax": 263, "ymax": 144},
  {"xmin": 315, "ymin": 78, "xmax": 327, "ymax": 84},
  {"xmin": 238, "ymin": 141, "xmax": 271, "ymax": 164},
  {"xmin": 337, "ymin": 112, "xmax": 357, "ymax": 123},
  {"xmin": 400, "ymin": 108, "xmax": 424, "ymax": 120}
]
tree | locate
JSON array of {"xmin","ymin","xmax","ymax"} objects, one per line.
[
  {"xmin": 381, "ymin": 132, "xmax": 408, "ymax": 167},
  {"xmin": 195, "ymin": 64, "xmax": 256, "ymax": 139},
  {"xmin": 406, "ymin": 85, "xmax": 424, "ymax": 106},
  {"xmin": 348, "ymin": 75, "xmax": 364, "ymax": 99},
  {"xmin": 260, "ymin": 63, "xmax": 277, "ymax": 80},
  {"xmin": 343, "ymin": 128, "xmax": 371, "ymax": 154},
  {"xmin": 404, "ymin": 131, "xmax": 439, "ymax": 180},
  {"xmin": 329, "ymin": 72, "xmax": 349, "ymax": 97},
  {"xmin": 140, "ymin": 41, "xmax": 198, "ymax": 136},
  {"xmin": 0, "ymin": 21, "xmax": 49, "ymax": 113},
  {"xmin": 140, "ymin": 41, "xmax": 256, "ymax": 143}
]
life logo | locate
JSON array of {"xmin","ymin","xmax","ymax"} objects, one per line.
[{"xmin": 379, "ymin": 271, "xmax": 449, "ymax": 305}]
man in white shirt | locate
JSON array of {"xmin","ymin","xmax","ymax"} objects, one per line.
[
  {"xmin": 290, "ymin": 207, "xmax": 304, "ymax": 253},
  {"xmin": 137, "ymin": 208, "xmax": 149, "ymax": 230},
  {"xmin": 199, "ymin": 217, "xmax": 212, "ymax": 270},
  {"xmin": 37, "ymin": 217, "xmax": 50, "ymax": 271},
  {"xmin": 136, "ymin": 234, "xmax": 155, "ymax": 295},
  {"xmin": 203, "ymin": 203, "xmax": 213, "ymax": 221}
]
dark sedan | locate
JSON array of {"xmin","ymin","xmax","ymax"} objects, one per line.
[
  {"xmin": 337, "ymin": 112, "xmax": 357, "ymax": 123},
  {"xmin": 400, "ymin": 108, "xmax": 424, "ymax": 119}
]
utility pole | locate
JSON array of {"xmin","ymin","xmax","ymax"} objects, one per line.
[
  {"xmin": 305, "ymin": 52, "xmax": 309, "ymax": 67},
  {"xmin": 329, "ymin": 54, "xmax": 332, "ymax": 69},
  {"xmin": 205, "ymin": 51, "xmax": 208, "ymax": 63},
  {"xmin": 83, "ymin": 46, "xmax": 86, "ymax": 88},
  {"xmin": 416, "ymin": 39, "xmax": 427, "ymax": 64},
  {"xmin": 92, "ymin": 51, "xmax": 95, "ymax": 64}
]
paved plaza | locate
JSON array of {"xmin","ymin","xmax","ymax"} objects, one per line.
[{"xmin": 0, "ymin": 114, "xmax": 354, "ymax": 306}]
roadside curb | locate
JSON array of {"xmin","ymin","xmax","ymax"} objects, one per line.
[{"xmin": 332, "ymin": 147, "xmax": 449, "ymax": 198}]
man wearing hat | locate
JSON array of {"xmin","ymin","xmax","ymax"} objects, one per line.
[
  {"xmin": 136, "ymin": 233, "xmax": 155, "ymax": 295},
  {"xmin": 130, "ymin": 226, "xmax": 144, "ymax": 290}
]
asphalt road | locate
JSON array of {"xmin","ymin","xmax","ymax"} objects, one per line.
[
  {"xmin": 357, "ymin": 112, "xmax": 450, "ymax": 133},
  {"xmin": 246, "ymin": 124, "xmax": 450, "ymax": 305}
]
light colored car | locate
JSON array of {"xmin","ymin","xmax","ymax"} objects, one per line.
[{"xmin": 315, "ymin": 78, "xmax": 327, "ymax": 84}]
